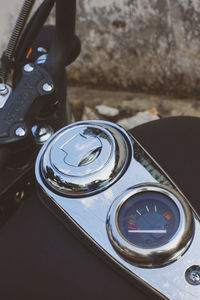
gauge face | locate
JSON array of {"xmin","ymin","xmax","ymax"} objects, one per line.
[{"xmin": 117, "ymin": 191, "xmax": 180, "ymax": 248}]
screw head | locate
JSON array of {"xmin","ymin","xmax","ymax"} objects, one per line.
[
  {"xmin": 24, "ymin": 63, "xmax": 34, "ymax": 72},
  {"xmin": 37, "ymin": 47, "xmax": 47, "ymax": 53},
  {"xmin": 32, "ymin": 124, "xmax": 53, "ymax": 144},
  {"xmin": 42, "ymin": 83, "xmax": 53, "ymax": 93},
  {"xmin": 15, "ymin": 127, "xmax": 26, "ymax": 137},
  {"xmin": 185, "ymin": 266, "xmax": 200, "ymax": 285}
]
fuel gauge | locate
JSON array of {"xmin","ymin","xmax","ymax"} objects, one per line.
[
  {"xmin": 118, "ymin": 191, "xmax": 180, "ymax": 248},
  {"xmin": 107, "ymin": 184, "xmax": 194, "ymax": 267}
]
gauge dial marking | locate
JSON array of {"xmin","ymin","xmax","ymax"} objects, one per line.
[
  {"xmin": 128, "ymin": 229, "xmax": 167, "ymax": 233},
  {"xmin": 128, "ymin": 222, "xmax": 135, "ymax": 226},
  {"xmin": 164, "ymin": 212, "xmax": 172, "ymax": 220},
  {"xmin": 117, "ymin": 190, "xmax": 181, "ymax": 249}
]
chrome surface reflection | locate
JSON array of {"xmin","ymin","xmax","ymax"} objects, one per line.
[
  {"xmin": 39, "ymin": 120, "xmax": 131, "ymax": 196},
  {"xmin": 107, "ymin": 184, "xmax": 194, "ymax": 268},
  {"xmin": 36, "ymin": 120, "xmax": 200, "ymax": 300}
]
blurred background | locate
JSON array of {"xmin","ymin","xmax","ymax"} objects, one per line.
[{"xmin": 1, "ymin": 0, "xmax": 200, "ymax": 128}]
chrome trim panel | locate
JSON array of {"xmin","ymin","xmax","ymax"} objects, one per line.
[{"xmin": 35, "ymin": 120, "xmax": 200, "ymax": 300}]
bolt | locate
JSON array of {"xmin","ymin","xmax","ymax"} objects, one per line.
[
  {"xmin": 42, "ymin": 83, "xmax": 53, "ymax": 93},
  {"xmin": 38, "ymin": 127, "xmax": 48, "ymax": 136},
  {"xmin": 36, "ymin": 54, "xmax": 47, "ymax": 65},
  {"xmin": 37, "ymin": 47, "xmax": 47, "ymax": 53},
  {"xmin": 191, "ymin": 272, "xmax": 200, "ymax": 283},
  {"xmin": 15, "ymin": 127, "xmax": 26, "ymax": 137},
  {"xmin": 32, "ymin": 124, "xmax": 53, "ymax": 144},
  {"xmin": 185, "ymin": 266, "xmax": 200, "ymax": 285},
  {"xmin": 24, "ymin": 63, "xmax": 34, "ymax": 72},
  {"xmin": 0, "ymin": 83, "xmax": 8, "ymax": 96}
]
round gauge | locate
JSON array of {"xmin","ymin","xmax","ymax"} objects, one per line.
[
  {"xmin": 118, "ymin": 191, "xmax": 180, "ymax": 248},
  {"xmin": 107, "ymin": 184, "xmax": 194, "ymax": 268}
]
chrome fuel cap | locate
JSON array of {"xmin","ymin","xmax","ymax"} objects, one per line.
[{"xmin": 38, "ymin": 120, "xmax": 131, "ymax": 196}]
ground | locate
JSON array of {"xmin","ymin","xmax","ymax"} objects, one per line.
[{"xmin": 69, "ymin": 86, "xmax": 200, "ymax": 129}]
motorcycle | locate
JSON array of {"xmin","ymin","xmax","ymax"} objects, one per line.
[{"xmin": 0, "ymin": 1, "xmax": 200, "ymax": 299}]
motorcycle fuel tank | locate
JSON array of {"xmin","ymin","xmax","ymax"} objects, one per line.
[{"xmin": 36, "ymin": 120, "xmax": 200, "ymax": 300}]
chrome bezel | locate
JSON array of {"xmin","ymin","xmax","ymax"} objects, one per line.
[
  {"xmin": 39, "ymin": 120, "xmax": 132, "ymax": 197},
  {"xmin": 107, "ymin": 183, "xmax": 194, "ymax": 268}
]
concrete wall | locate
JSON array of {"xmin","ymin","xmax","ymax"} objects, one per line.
[
  {"xmin": 0, "ymin": 1, "xmax": 41, "ymax": 51},
  {"xmin": 1, "ymin": 0, "xmax": 200, "ymax": 97}
]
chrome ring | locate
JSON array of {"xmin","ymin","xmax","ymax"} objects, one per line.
[
  {"xmin": 107, "ymin": 183, "xmax": 194, "ymax": 268},
  {"xmin": 38, "ymin": 120, "xmax": 132, "ymax": 197}
]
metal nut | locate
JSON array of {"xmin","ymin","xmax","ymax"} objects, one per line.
[
  {"xmin": 24, "ymin": 63, "xmax": 34, "ymax": 72},
  {"xmin": 15, "ymin": 127, "xmax": 26, "ymax": 137},
  {"xmin": 42, "ymin": 83, "xmax": 53, "ymax": 92},
  {"xmin": 185, "ymin": 266, "xmax": 200, "ymax": 285}
]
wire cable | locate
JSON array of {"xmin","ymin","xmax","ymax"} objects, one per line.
[{"xmin": 0, "ymin": 0, "xmax": 36, "ymax": 81}]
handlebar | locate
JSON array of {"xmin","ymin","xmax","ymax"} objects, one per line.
[
  {"xmin": 45, "ymin": 0, "xmax": 77, "ymax": 80},
  {"xmin": 15, "ymin": 0, "xmax": 55, "ymax": 64}
]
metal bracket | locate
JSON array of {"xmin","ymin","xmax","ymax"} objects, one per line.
[{"xmin": 0, "ymin": 84, "xmax": 12, "ymax": 109}]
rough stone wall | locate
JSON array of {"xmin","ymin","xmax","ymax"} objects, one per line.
[
  {"xmin": 0, "ymin": 0, "xmax": 44, "ymax": 61},
  {"xmin": 1, "ymin": 1, "xmax": 200, "ymax": 97},
  {"xmin": 0, "ymin": 1, "xmax": 22, "ymax": 52},
  {"xmin": 69, "ymin": 0, "xmax": 200, "ymax": 97}
]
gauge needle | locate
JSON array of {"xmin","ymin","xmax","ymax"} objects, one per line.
[{"xmin": 128, "ymin": 230, "xmax": 167, "ymax": 233}]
